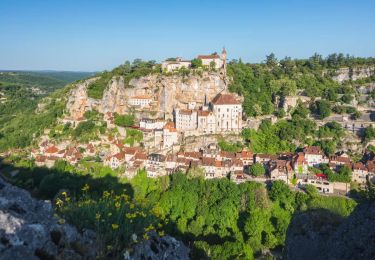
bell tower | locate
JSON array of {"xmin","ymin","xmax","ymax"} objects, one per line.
[{"xmin": 221, "ymin": 47, "xmax": 227, "ymax": 73}]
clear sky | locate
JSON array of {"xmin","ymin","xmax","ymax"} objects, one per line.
[{"xmin": 1, "ymin": 0, "xmax": 374, "ymax": 71}]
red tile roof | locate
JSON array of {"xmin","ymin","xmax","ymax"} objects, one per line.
[
  {"xmin": 197, "ymin": 54, "xmax": 220, "ymax": 59},
  {"xmin": 45, "ymin": 146, "xmax": 58, "ymax": 154},
  {"xmin": 164, "ymin": 122, "xmax": 177, "ymax": 132},
  {"xmin": 304, "ymin": 146, "xmax": 324, "ymax": 155},
  {"xmin": 211, "ymin": 93, "xmax": 241, "ymax": 105}
]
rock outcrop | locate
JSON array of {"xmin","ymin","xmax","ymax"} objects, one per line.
[
  {"xmin": 284, "ymin": 201, "xmax": 375, "ymax": 260},
  {"xmin": 0, "ymin": 177, "xmax": 96, "ymax": 259},
  {"xmin": 67, "ymin": 72, "xmax": 227, "ymax": 120},
  {"xmin": 331, "ymin": 67, "xmax": 375, "ymax": 83},
  {"xmin": 126, "ymin": 231, "xmax": 190, "ymax": 260}
]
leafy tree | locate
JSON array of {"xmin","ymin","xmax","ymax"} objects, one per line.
[
  {"xmin": 270, "ymin": 78, "xmax": 297, "ymax": 97},
  {"xmin": 364, "ymin": 125, "xmax": 375, "ymax": 141},
  {"xmin": 249, "ymin": 163, "xmax": 266, "ymax": 177},
  {"xmin": 191, "ymin": 58, "xmax": 203, "ymax": 68},
  {"xmin": 265, "ymin": 53, "xmax": 278, "ymax": 67},
  {"xmin": 114, "ymin": 113, "xmax": 135, "ymax": 127},
  {"xmin": 314, "ymin": 100, "xmax": 332, "ymax": 119}
]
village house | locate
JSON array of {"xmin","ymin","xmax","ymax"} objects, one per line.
[
  {"xmin": 211, "ymin": 93, "xmax": 242, "ymax": 133},
  {"xmin": 105, "ymin": 152, "xmax": 125, "ymax": 169},
  {"xmin": 162, "ymin": 122, "xmax": 178, "ymax": 149},
  {"xmin": 303, "ymin": 146, "xmax": 328, "ymax": 166},
  {"xmin": 128, "ymin": 95, "xmax": 152, "ymax": 108},
  {"xmin": 268, "ymin": 160, "xmax": 293, "ymax": 182},
  {"xmin": 292, "ymin": 152, "xmax": 308, "ymax": 174},
  {"xmin": 161, "ymin": 57, "xmax": 192, "ymax": 72},
  {"xmin": 146, "ymin": 153, "xmax": 166, "ymax": 178},
  {"xmin": 197, "ymin": 110, "xmax": 216, "ymax": 134},
  {"xmin": 174, "ymin": 109, "xmax": 197, "ymax": 131},
  {"xmin": 297, "ymin": 173, "xmax": 334, "ymax": 194},
  {"xmin": 352, "ymin": 162, "xmax": 369, "ymax": 185},
  {"xmin": 255, "ymin": 154, "xmax": 278, "ymax": 164}
]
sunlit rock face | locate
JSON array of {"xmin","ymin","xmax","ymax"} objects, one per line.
[{"xmin": 67, "ymin": 71, "xmax": 228, "ymax": 120}]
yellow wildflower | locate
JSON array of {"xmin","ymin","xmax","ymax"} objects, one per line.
[
  {"xmin": 115, "ymin": 201, "xmax": 121, "ymax": 209},
  {"xmin": 103, "ymin": 191, "xmax": 110, "ymax": 198},
  {"xmin": 58, "ymin": 218, "xmax": 66, "ymax": 224},
  {"xmin": 55, "ymin": 198, "xmax": 63, "ymax": 207},
  {"xmin": 111, "ymin": 224, "xmax": 119, "ymax": 230},
  {"xmin": 82, "ymin": 184, "xmax": 90, "ymax": 192},
  {"xmin": 95, "ymin": 213, "xmax": 101, "ymax": 220},
  {"xmin": 143, "ymin": 233, "xmax": 149, "ymax": 240},
  {"xmin": 61, "ymin": 191, "xmax": 67, "ymax": 197},
  {"xmin": 129, "ymin": 203, "xmax": 135, "ymax": 209}
]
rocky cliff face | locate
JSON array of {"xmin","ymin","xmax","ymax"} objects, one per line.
[
  {"xmin": 284, "ymin": 201, "xmax": 375, "ymax": 260},
  {"xmin": 332, "ymin": 67, "xmax": 375, "ymax": 83},
  {"xmin": 67, "ymin": 72, "xmax": 227, "ymax": 120},
  {"xmin": 0, "ymin": 177, "xmax": 96, "ymax": 259}
]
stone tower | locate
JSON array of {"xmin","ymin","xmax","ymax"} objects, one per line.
[
  {"xmin": 221, "ymin": 47, "xmax": 227, "ymax": 76},
  {"xmin": 221, "ymin": 47, "xmax": 227, "ymax": 68}
]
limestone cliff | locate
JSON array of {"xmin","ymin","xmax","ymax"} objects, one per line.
[
  {"xmin": 67, "ymin": 72, "xmax": 227, "ymax": 120},
  {"xmin": 331, "ymin": 67, "xmax": 375, "ymax": 83}
]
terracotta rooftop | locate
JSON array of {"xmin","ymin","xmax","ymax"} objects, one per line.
[
  {"xmin": 45, "ymin": 146, "xmax": 58, "ymax": 154},
  {"xmin": 178, "ymin": 109, "xmax": 194, "ymax": 115},
  {"xmin": 304, "ymin": 146, "xmax": 324, "ymax": 155},
  {"xmin": 163, "ymin": 122, "xmax": 177, "ymax": 132},
  {"xmin": 131, "ymin": 95, "xmax": 152, "ymax": 100},
  {"xmin": 197, "ymin": 110, "xmax": 211, "ymax": 117},
  {"xmin": 197, "ymin": 54, "xmax": 220, "ymax": 59},
  {"xmin": 211, "ymin": 93, "xmax": 241, "ymax": 105}
]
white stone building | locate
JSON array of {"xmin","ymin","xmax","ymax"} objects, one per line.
[
  {"xmin": 303, "ymin": 146, "xmax": 328, "ymax": 166},
  {"xmin": 197, "ymin": 110, "xmax": 216, "ymax": 134},
  {"xmin": 197, "ymin": 48, "xmax": 227, "ymax": 70},
  {"xmin": 140, "ymin": 118, "xmax": 165, "ymax": 130},
  {"xmin": 211, "ymin": 93, "xmax": 242, "ymax": 133},
  {"xmin": 174, "ymin": 109, "xmax": 197, "ymax": 131},
  {"xmin": 163, "ymin": 122, "xmax": 178, "ymax": 149},
  {"xmin": 128, "ymin": 95, "xmax": 152, "ymax": 108},
  {"xmin": 161, "ymin": 57, "xmax": 192, "ymax": 72}
]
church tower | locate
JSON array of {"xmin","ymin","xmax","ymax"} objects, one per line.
[{"xmin": 221, "ymin": 47, "xmax": 227, "ymax": 75}]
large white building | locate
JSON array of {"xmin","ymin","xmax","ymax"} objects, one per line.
[
  {"xmin": 211, "ymin": 93, "xmax": 242, "ymax": 133},
  {"xmin": 173, "ymin": 93, "xmax": 242, "ymax": 134},
  {"xmin": 162, "ymin": 57, "xmax": 192, "ymax": 72},
  {"xmin": 174, "ymin": 109, "xmax": 197, "ymax": 131},
  {"xmin": 128, "ymin": 95, "xmax": 152, "ymax": 108},
  {"xmin": 163, "ymin": 122, "xmax": 178, "ymax": 149}
]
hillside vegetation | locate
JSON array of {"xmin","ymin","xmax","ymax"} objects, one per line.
[
  {"xmin": 1, "ymin": 157, "xmax": 358, "ymax": 259},
  {"xmin": 0, "ymin": 71, "xmax": 91, "ymax": 152}
]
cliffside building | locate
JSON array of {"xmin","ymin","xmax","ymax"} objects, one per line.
[
  {"xmin": 173, "ymin": 92, "xmax": 242, "ymax": 134},
  {"xmin": 161, "ymin": 48, "xmax": 227, "ymax": 72}
]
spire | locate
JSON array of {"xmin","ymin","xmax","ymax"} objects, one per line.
[{"xmin": 222, "ymin": 46, "xmax": 227, "ymax": 55}]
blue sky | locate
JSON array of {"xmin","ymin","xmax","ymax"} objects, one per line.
[{"xmin": 1, "ymin": 0, "xmax": 374, "ymax": 71}]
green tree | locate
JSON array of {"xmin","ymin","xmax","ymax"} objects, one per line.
[
  {"xmin": 114, "ymin": 113, "xmax": 135, "ymax": 127},
  {"xmin": 314, "ymin": 100, "xmax": 332, "ymax": 119},
  {"xmin": 249, "ymin": 163, "xmax": 266, "ymax": 177},
  {"xmin": 191, "ymin": 58, "xmax": 202, "ymax": 68}
]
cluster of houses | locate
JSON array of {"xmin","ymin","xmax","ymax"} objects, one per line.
[
  {"xmin": 31, "ymin": 129, "xmax": 375, "ymax": 194},
  {"xmin": 161, "ymin": 48, "xmax": 227, "ymax": 72}
]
